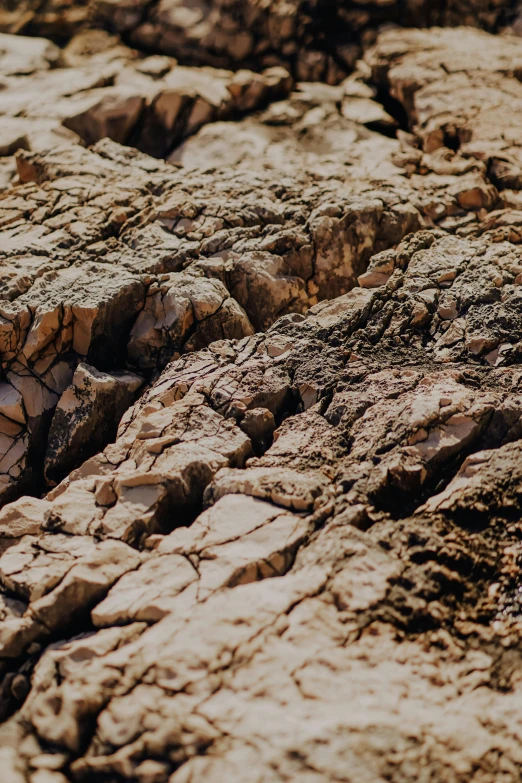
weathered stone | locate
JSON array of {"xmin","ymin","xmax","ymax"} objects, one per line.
[
  {"xmin": 2, "ymin": 14, "xmax": 522, "ymax": 783},
  {"xmin": 0, "ymin": 87, "xmax": 443, "ymax": 504},
  {"xmin": 0, "ymin": 1, "xmax": 89, "ymax": 40},
  {"xmin": 44, "ymin": 363, "xmax": 143, "ymax": 485},
  {"xmin": 366, "ymin": 27, "xmax": 522, "ymax": 190},
  {"xmin": 90, "ymin": 0, "xmax": 518, "ymax": 82},
  {"xmin": 0, "ymin": 36, "xmax": 292, "ymax": 164}
]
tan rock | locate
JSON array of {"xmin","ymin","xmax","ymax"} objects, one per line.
[
  {"xmin": 44, "ymin": 363, "xmax": 143, "ymax": 485},
  {"xmin": 366, "ymin": 27, "xmax": 522, "ymax": 190},
  {"xmin": 2, "ymin": 17, "xmax": 522, "ymax": 783}
]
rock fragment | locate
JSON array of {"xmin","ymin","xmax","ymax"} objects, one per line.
[{"xmin": 44, "ymin": 363, "xmax": 143, "ymax": 485}]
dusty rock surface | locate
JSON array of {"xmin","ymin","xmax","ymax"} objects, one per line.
[
  {"xmin": 2, "ymin": 6, "xmax": 522, "ymax": 783},
  {"xmin": 367, "ymin": 26, "xmax": 522, "ymax": 190}
]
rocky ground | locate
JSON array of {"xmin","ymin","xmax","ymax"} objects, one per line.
[{"xmin": 2, "ymin": 3, "xmax": 522, "ymax": 782}]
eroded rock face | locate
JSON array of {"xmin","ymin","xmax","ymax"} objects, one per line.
[
  {"xmin": 2, "ymin": 12, "xmax": 522, "ymax": 783},
  {"xmin": 91, "ymin": 0, "xmax": 520, "ymax": 82},
  {"xmin": 0, "ymin": 88, "xmax": 436, "ymax": 504},
  {"xmin": 2, "ymin": 261, "xmax": 522, "ymax": 778},
  {"xmin": 3, "ymin": 0, "xmax": 519, "ymax": 79},
  {"xmin": 0, "ymin": 27, "xmax": 292, "ymax": 173},
  {"xmin": 366, "ymin": 26, "xmax": 522, "ymax": 190},
  {"xmin": 0, "ymin": 1, "xmax": 89, "ymax": 41},
  {"xmin": 44, "ymin": 363, "xmax": 143, "ymax": 485}
]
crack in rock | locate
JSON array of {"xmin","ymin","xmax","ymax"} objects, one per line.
[{"xmin": 2, "ymin": 10, "xmax": 522, "ymax": 783}]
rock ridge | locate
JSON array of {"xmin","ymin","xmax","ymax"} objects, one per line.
[{"xmin": 1, "ymin": 9, "xmax": 522, "ymax": 783}]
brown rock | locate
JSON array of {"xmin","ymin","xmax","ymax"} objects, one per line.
[
  {"xmin": 366, "ymin": 27, "xmax": 522, "ymax": 190},
  {"xmin": 44, "ymin": 363, "xmax": 143, "ymax": 485},
  {"xmin": 90, "ymin": 0, "xmax": 517, "ymax": 82},
  {"xmin": 2, "ymin": 15, "xmax": 522, "ymax": 783}
]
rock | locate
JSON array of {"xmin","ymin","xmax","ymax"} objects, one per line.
[
  {"xmin": 421, "ymin": 439, "xmax": 522, "ymax": 516},
  {"xmin": 0, "ymin": 1, "xmax": 89, "ymax": 40},
  {"xmin": 44, "ymin": 363, "xmax": 143, "ymax": 485},
  {"xmin": 366, "ymin": 27, "xmax": 522, "ymax": 190},
  {"xmin": 341, "ymin": 95, "xmax": 397, "ymax": 131},
  {"xmin": 90, "ymin": 0, "xmax": 517, "ymax": 82},
  {"xmin": 2, "ymin": 227, "xmax": 521, "ymax": 774},
  {"xmin": 0, "ymin": 535, "xmax": 141, "ymax": 659},
  {"xmin": 127, "ymin": 271, "xmax": 254, "ymax": 370},
  {"xmin": 0, "ymin": 32, "xmax": 59, "ymax": 74},
  {"xmin": 206, "ymin": 465, "xmax": 331, "ymax": 512},
  {"xmin": 2, "ymin": 14, "xmax": 522, "ymax": 783},
  {"xmin": 0, "ymin": 90, "xmax": 442, "ymax": 504},
  {"xmin": 237, "ymin": 407, "xmax": 275, "ymax": 455},
  {"xmin": 0, "ymin": 36, "xmax": 293, "ymax": 161},
  {"xmin": 0, "ymin": 497, "xmax": 50, "ymax": 549}
]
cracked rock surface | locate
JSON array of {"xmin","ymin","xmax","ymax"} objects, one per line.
[
  {"xmin": 2, "ymin": 6, "xmax": 522, "ymax": 783},
  {"xmin": 92, "ymin": 0, "xmax": 521, "ymax": 82}
]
